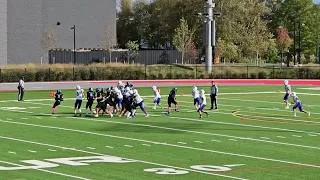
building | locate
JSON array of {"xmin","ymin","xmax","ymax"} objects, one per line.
[{"xmin": 0, "ymin": 0, "xmax": 117, "ymax": 65}]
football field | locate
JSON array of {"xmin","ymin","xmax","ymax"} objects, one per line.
[{"xmin": 0, "ymin": 85, "xmax": 319, "ymax": 180}]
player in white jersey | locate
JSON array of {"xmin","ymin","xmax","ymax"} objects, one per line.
[
  {"xmin": 132, "ymin": 89, "xmax": 149, "ymax": 117},
  {"xmin": 192, "ymin": 86, "xmax": 201, "ymax": 109},
  {"xmin": 113, "ymin": 87, "xmax": 123, "ymax": 113},
  {"xmin": 283, "ymin": 80, "xmax": 291, "ymax": 109},
  {"xmin": 291, "ymin": 92, "xmax": 310, "ymax": 117},
  {"xmin": 74, "ymin": 85, "xmax": 85, "ymax": 117},
  {"xmin": 198, "ymin": 89, "xmax": 209, "ymax": 118},
  {"xmin": 117, "ymin": 81, "xmax": 125, "ymax": 93},
  {"xmin": 152, "ymin": 86, "xmax": 162, "ymax": 109}
]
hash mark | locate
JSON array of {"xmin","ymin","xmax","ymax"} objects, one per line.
[
  {"xmin": 105, "ymin": 146, "xmax": 114, "ymax": 149},
  {"xmin": 21, "ymin": 118, "xmax": 28, "ymax": 120},
  {"xmin": 8, "ymin": 151, "xmax": 16, "ymax": 154},
  {"xmin": 308, "ymin": 134, "xmax": 317, "ymax": 137},
  {"xmin": 86, "ymin": 147, "xmax": 96, "ymax": 150},
  {"xmin": 6, "ymin": 118, "xmax": 12, "ymax": 120},
  {"xmin": 194, "ymin": 141, "xmax": 203, "ymax": 144},
  {"xmin": 292, "ymin": 135, "xmax": 302, "ymax": 138},
  {"xmin": 277, "ymin": 136, "xmax": 286, "ymax": 139},
  {"xmin": 124, "ymin": 145, "xmax": 133, "ymax": 148},
  {"xmin": 28, "ymin": 150, "xmax": 37, "ymax": 153},
  {"xmin": 48, "ymin": 149, "xmax": 57, "ymax": 152}
]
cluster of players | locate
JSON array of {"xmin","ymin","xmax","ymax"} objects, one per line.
[
  {"xmin": 51, "ymin": 81, "xmax": 211, "ymax": 118},
  {"xmin": 283, "ymin": 80, "xmax": 310, "ymax": 117}
]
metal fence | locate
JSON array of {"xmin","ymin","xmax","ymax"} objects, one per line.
[{"xmin": 49, "ymin": 49, "xmax": 203, "ymax": 65}]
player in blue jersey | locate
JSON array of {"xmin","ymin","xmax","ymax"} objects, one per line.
[
  {"xmin": 283, "ymin": 80, "xmax": 291, "ymax": 109},
  {"xmin": 152, "ymin": 86, "xmax": 162, "ymax": 109},
  {"xmin": 291, "ymin": 92, "xmax": 310, "ymax": 117},
  {"xmin": 52, "ymin": 90, "xmax": 63, "ymax": 114}
]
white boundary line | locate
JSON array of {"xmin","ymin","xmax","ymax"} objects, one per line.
[
  {"xmin": 2, "ymin": 102, "xmax": 320, "ymax": 150},
  {"xmin": 0, "ymin": 160, "xmax": 90, "ymax": 180},
  {"xmin": 0, "ymin": 135, "xmax": 247, "ymax": 180},
  {"xmin": 0, "ymin": 119, "xmax": 319, "ymax": 169}
]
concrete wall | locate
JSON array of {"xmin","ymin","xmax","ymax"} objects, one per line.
[
  {"xmin": 0, "ymin": 0, "xmax": 7, "ymax": 65},
  {"xmin": 5, "ymin": 0, "xmax": 116, "ymax": 65}
]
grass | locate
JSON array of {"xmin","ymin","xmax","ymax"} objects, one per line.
[{"xmin": 0, "ymin": 85, "xmax": 319, "ymax": 180}]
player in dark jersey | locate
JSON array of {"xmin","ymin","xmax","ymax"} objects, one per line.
[
  {"xmin": 119, "ymin": 87, "xmax": 135, "ymax": 118},
  {"xmin": 165, "ymin": 88, "xmax": 179, "ymax": 116},
  {"xmin": 85, "ymin": 87, "xmax": 96, "ymax": 117},
  {"xmin": 96, "ymin": 87, "xmax": 104, "ymax": 103},
  {"xmin": 94, "ymin": 93, "xmax": 114, "ymax": 118},
  {"xmin": 52, "ymin": 90, "xmax": 63, "ymax": 114}
]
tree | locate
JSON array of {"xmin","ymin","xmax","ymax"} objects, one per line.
[
  {"xmin": 173, "ymin": 18, "xmax": 195, "ymax": 63},
  {"xmin": 104, "ymin": 25, "xmax": 118, "ymax": 62},
  {"xmin": 41, "ymin": 29, "xmax": 57, "ymax": 62},
  {"xmin": 276, "ymin": 27, "xmax": 293, "ymax": 52},
  {"xmin": 125, "ymin": 40, "xmax": 139, "ymax": 63}
]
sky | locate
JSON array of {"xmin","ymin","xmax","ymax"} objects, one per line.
[{"xmin": 314, "ymin": 0, "xmax": 320, "ymax": 4}]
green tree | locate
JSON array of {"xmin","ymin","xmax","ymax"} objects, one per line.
[
  {"xmin": 125, "ymin": 40, "xmax": 139, "ymax": 63},
  {"xmin": 172, "ymin": 17, "xmax": 195, "ymax": 63}
]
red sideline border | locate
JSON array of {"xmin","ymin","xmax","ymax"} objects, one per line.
[{"xmin": 51, "ymin": 79, "xmax": 320, "ymax": 86}]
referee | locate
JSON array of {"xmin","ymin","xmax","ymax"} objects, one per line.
[
  {"xmin": 210, "ymin": 80, "xmax": 218, "ymax": 110},
  {"xmin": 18, "ymin": 76, "xmax": 25, "ymax": 101}
]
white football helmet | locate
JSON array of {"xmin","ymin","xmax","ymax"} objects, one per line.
[
  {"xmin": 118, "ymin": 81, "xmax": 123, "ymax": 85},
  {"xmin": 76, "ymin": 85, "xmax": 81, "ymax": 90},
  {"xmin": 133, "ymin": 89, "xmax": 138, "ymax": 94},
  {"xmin": 200, "ymin": 89, "xmax": 205, "ymax": 95},
  {"xmin": 152, "ymin": 86, "xmax": 157, "ymax": 90},
  {"xmin": 193, "ymin": 86, "xmax": 197, "ymax": 91},
  {"xmin": 284, "ymin": 80, "xmax": 289, "ymax": 85},
  {"xmin": 125, "ymin": 87, "xmax": 130, "ymax": 92},
  {"xmin": 291, "ymin": 92, "xmax": 296, "ymax": 97}
]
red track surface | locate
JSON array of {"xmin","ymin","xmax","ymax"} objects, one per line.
[{"xmin": 51, "ymin": 79, "xmax": 320, "ymax": 86}]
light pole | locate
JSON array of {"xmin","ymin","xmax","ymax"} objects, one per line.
[{"xmin": 71, "ymin": 25, "xmax": 76, "ymax": 64}]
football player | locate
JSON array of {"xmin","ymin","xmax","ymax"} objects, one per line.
[
  {"xmin": 119, "ymin": 87, "xmax": 136, "ymax": 118},
  {"xmin": 52, "ymin": 90, "xmax": 63, "ymax": 114},
  {"xmin": 117, "ymin": 81, "xmax": 125, "ymax": 93},
  {"xmin": 198, "ymin": 89, "xmax": 209, "ymax": 118},
  {"xmin": 125, "ymin": 81, "xmax": 133, "ymax": 90},
  {"xmin": 113, "ymin": 87, "xmax": 123, "ymax": 114},
  {"xmin": 74, "ymin": 85, "xmax": 85, "ymax": 117},
  {"xmin": 132, "ymin": 89, "xmax": 149, "ymax": 117},
  {"xmin": 94, "ymin": 96, "xmax": 113, "ymax": 118},
  {"xmin": 192, "ymin": 86, "xmax": 200, "ymax": 110},
  {"xmin": 284, "ymin": 80, "xmax": 291, "ymax": 109},
  {"xmin": 166, "ymin": 88, "xmax": 179, "ymax": 115},
  {"xmin": 291, "ymin": 92, "xmax": 310, "ymax": 117},
  {"xmin": 152, "ymin": 86, "xmax": 162, "ymax": 109},
  {"xmin": 85, "ymin": 87, "xmax": 96, "ymax": 117}
]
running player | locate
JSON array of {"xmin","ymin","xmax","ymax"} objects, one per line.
[
  {"xmin": 284, "ymin": 80, "xmax": 291, "ymax": 109},
  {"xmin": 198, "ymin": 89, "xmax": 209, "ymax": 118},
  {"xmin": 152, "ymin": 86, "xmax": 162, "ymax": 109},
  {"xmin": 192, "ymin": 86, "xmax": 200, "ymax": 110},
  {"xmin": 166, "ymin": 88, "xmax": 179, "ymax": 115},
  {"xmin": 291, "ymin": 92, "xmax": 310, "ymax": 117},
  {"xmin": 52, "ymin": 90, "xmax": 63, "ymax": 114},
  {"xmin": 74, "ymin": 85, "xmax": 85, "ymax": 117},
  {"xmin": 85, "ymin": 87, "xmax": 96, "ymax": 117}
]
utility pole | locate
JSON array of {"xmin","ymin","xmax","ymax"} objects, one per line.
[
  {"xmin": 205, "ymin": 0, "xmax": 214, "ymax": 73},
  {"xmin": 71, "ymin": 25, "xmax": 76, "ymax": 64}
]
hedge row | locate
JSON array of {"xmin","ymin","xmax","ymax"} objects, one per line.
[{"xmin": 1, "ymin": 67, "xmax": 320, "ymax": 82}]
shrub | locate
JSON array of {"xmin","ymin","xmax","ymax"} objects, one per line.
[
  {"xmin": 258, "ymin": 71, "xmax": 267, "ymax": 79},
  {"xmin": 250, "ymin": 73, "xmax": 257, "ymax": 79}
]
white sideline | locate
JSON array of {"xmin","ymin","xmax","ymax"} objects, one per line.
[
  {"xmin": 0, "ymin": 135, "xmax": 247, "ymax": 180},
  {"xmin": 0, "ymin": 119, "xmax": 319, "ymax": 169},
  {"xmin": 0, "ymin": 160, "xmax": 90, "ymax": 180},
  {"xmin": 3, "ymin": 101, "xmax": 320, "ymax": 150}
]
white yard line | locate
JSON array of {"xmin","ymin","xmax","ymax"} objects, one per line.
[
  {"xmin": 0, "ymin": 119, "xmax": 319, "ymax": 169},
  {"xmin": 0, "ymin": 160, "xmax": 90, "ymax": 180},
  {"xmin": 0, "ymin": 135, "xmax": 247, "ymax": 180},
  {"xmin": 1, "ymin": 104, "xmax": 320, "ymax": 151}
]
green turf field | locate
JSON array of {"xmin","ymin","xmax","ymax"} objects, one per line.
[{"xmin": 0, "ymin": 85, "xmax": 319, "ymax": 180}]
